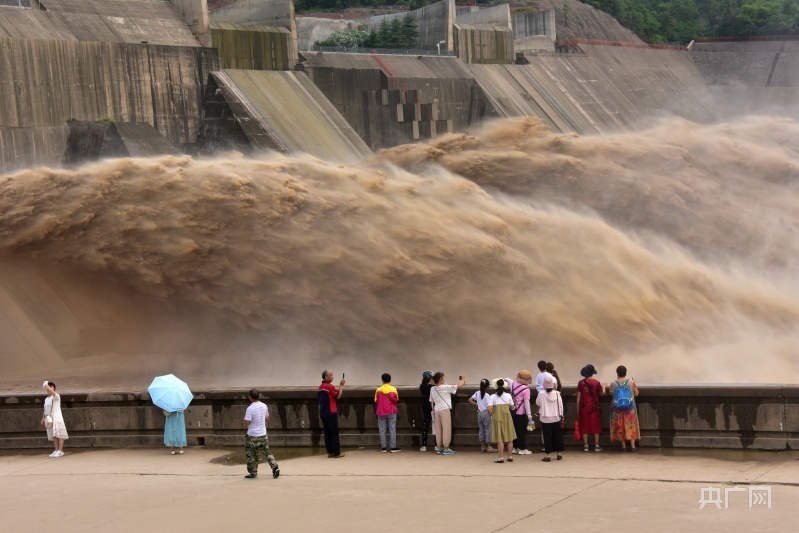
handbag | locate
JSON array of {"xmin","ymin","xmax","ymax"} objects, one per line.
[
  {"xmin": 45, "ymin": 398, "xmax": 54, "ymax": 429},
  {"xmin": 574, "ymin": 421, "xmax": 582, "ymax": 441},
  {"xmin": 558, "ymin": 393, "xmax": 565, "ymax": 430}
]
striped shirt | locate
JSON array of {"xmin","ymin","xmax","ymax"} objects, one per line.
[{"xmin": 244, "ymin": 401, "xmax": 269, "ymax": 437}]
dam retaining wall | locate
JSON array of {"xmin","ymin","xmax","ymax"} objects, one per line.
[
  {"xmin": 690, "ymin": 40, "xmax": 799, "ymax": 120},
  {"xmin": 0, "ymin": 38, "xmax": 219, "ymax": 171},
  {"xmin": 1, "ymin": 386, "xmax": 796, "ymax": 451}
]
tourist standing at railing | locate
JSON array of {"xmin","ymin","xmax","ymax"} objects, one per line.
[
  {"xmin": 318, "ymin": 370, "xmax": 346, "ymax": 458},
  {"xmin": 506, "ymin": 370, "xmax": 533, "ymax": 455},
  {"xmin": 536, "ymin": 375, "xmax": 565, "ymax": 462},
  {"xmin": 430, "ymin": 372, "xmax": 465, "ymax": 455},
  {"xmin": 41, "ymin": 381, "xmax": 68, "ymax": 458},
  {"xmin": 468, "ymin": 378, "xmax": 496, "ymax": 453},
  {"xmin": 419, "ymin": 370, "xmax": 434, "ymax": 452},
  {"xmin": 163, "ymin": 409, "xmax": 187, "ymax": 455},
  {"xmin": 535, "ymin": 360, "xmax": 557, "ymax": 394},
  {"xmin": 487, "ymin": 379, "xmax": 516, "ymax": 463},
  {"xmin": 608, "ymin": 365, "xmax": 640, "ymax": 452},
  {"xmin": 375, "ymin": 373, "xmax": 400, "ymax": 453},
  {"xmin": 576, "ymin": 364, "xmax": 603, "ymax": 452},
  {"xmin": 546, "ymin": 362, "xmax": 563, "ymax": 393}
]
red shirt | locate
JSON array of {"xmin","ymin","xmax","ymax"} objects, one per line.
[{"xmin": 318, "ymin": 382, "xmax": 340, "ymax": 414}]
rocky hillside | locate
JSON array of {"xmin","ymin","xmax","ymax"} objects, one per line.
[{"xmin": 517, "ymin": 0, "xmax": 644, "ymax": 43}]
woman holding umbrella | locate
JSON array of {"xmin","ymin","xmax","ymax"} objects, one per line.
[
  {"xmin": 149, "ymin": 374, "xmax": 193, "ymax": 455},
  {"xmin": 163, "ymin": 409, "xmax": 187, "ymax": 455}
]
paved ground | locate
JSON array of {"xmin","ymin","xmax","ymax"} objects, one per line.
[{"xmin": 1, "ymin": 446, "xmax": 796, "ymax": 532}]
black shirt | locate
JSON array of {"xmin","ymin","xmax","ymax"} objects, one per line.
[{"xmin": 420, "ymin": 383, "xmax": 433, "ymax": 413}]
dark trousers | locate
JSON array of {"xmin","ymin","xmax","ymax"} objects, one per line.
[
  {"xmin": 420, "ymin": 408, "xmax": 432, "ymax": 446},
  {"xmin": 541, "ymin": 422, "xmax": 565, "ymax": 454},
  {"xmin": 321, "ymin": 413, "xmax": 341, "ymax": 456},
  {"xmin": 512, "ymin": 413, "xmax": 528, "ymax": 450}
]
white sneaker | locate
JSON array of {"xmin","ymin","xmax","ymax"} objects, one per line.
[
  {"xmin": 54, "ymin": 451, "xmax": 64, "ymax": 457},
  {"xmin": 419, "ymin": 446, "xmax": 427, "ymax": 452},
  {"xmin": 518, "ymin": 449, "xmax": 533, "ymax": 455},
  {"xmin": 512, "ymin": 448, "xmax": 519, "ymax": 454},
  {"xmin": 49, "ymin": 451, "xmax": 57, "ymax": 457}
]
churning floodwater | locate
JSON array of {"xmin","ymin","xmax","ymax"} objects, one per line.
[{"xmin": 1, "ymin": 116, "xmax": 798, "ymax": 387}]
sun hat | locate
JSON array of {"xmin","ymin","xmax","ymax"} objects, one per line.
[{"xmin": 517, "ymin": 369, "xmax": 532, "ymax": 382}]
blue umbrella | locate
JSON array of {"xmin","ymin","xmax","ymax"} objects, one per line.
[{"xmin": 148, "ymin": 374, "xmax": 193, "ymax": 412}]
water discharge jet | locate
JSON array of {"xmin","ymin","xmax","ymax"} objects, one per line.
[{"xmin": 1, "ymin": 117, "xmax": 798, "ymax": 390}]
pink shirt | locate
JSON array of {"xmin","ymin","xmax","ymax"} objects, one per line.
[{"xmin": 508, "ymin": 379, "xmax": 532, "ymax": 416}]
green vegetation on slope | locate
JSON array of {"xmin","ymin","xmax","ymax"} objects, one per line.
[
  {"xmin": 316, "ymin": 14, "xmax": 420, "ymax": 49},
  {"xmin": 296, "ymin": 0, "xmax": 797, "ymax": 45},
  {"xmin": 584, "ymin": 0, "xmax": 798, "ymax": 43}
]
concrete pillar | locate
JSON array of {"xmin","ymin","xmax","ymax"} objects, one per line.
[{"xmin": 170, "ymin": 0, "xmax": 211, "ymax": 47}]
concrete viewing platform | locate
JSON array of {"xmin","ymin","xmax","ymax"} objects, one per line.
[{"xmin": 1, "ymin": 446, "xmax": 795, "ymax": 532}]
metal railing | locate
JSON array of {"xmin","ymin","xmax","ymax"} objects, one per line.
[
  {"xmin": 556, "ymin": 38, "xmax": 687, "ymax": 53},
  {"xmin": 694, "ymin": 34, "xmax": 799, "ymax": 43},
  {"xmin": 308, "ymin": 45, "xmax": 456, "ymax": 56}
]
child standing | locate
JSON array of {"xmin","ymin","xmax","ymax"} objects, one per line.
[{"xmin": 468, "ymin": 379, "xmax": 496, "ymax": 452}]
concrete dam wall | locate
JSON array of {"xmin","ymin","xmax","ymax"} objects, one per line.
[
  {"xmin": 210, "ymin": 22, "xmax": 295, "ymax": 70},
  {"xmin": 205, "ymin": 69, "xmax": 372, "ymax": 161},
  {"xmin": 2, "ymin": 386, "xmax": 797, "ymax": 450},
  {"xmin": 0, "ymin": 0, "xmax": 200, "ymax": 47},
  {"xmin": 0, "ymin": 38, "xmax": 219, "ymax": 171},
  {"xmin": 302, "ymin": 45, "xmax": 717, "ymax": 148},
  {"xmin": 369, "ymin": 0, "xmax": 455, "ymax": 52},
  {"xmin": 303, "ymin": 53, "xmax": 476, "ymax": 150},
  {"xmin": 474, "ymin": 44, "xmax": 718, "ymax": 134},
  {"xmin": 691, "ymin": 40, "xmax": 799, "ymax": 120}
]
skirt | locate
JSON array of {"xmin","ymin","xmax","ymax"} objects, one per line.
[
  {"xmin": 164, "ymin": 411, "xmax": 187, "ymax": 447},
  {"xmin": 47, "ymin": 413, "xmax": 69, "ymax": 441},
  {"xmin": 610, "ymin": 407, "xmax": 640, "ymax": 442},
  {"xmin": 491, "ymin": 404, "xmax": 517, "ymax": 443}
]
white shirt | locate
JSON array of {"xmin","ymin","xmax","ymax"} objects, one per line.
[
  {"xmin": 430, "ymin": 385, "xmax": 457, "ymax": 411},
  {"xmin": 470, "ymin": 391, "xmax": 491, "ymax": 412},
  {"xmin": 535, "ymin": 372, "xmax": 557, "ymax": 393},
  {"xmin": 244, "ymin": 401, "xmax": 269, "ymax": 437},
  {"xmin": 489, "ymin": 392, "xmax": 514, "ymax": 408}
]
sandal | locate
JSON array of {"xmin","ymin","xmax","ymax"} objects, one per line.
[
  {"xmin": 556, "ymin": 455, "xmax": 562, "ymax": 460},
  {"xmin": 494, "ymin": 458, "xmax": 504, "ymax": 463},
  {"xmin": 506, "ymin": 457, "xmax": 513, "ymax": 462},
  {"xmin": 541, "ymin": 457, "xmax": 551, "ymax": 462}
]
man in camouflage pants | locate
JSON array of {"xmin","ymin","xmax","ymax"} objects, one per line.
[{"xmin": 244, "ymin": 389, "xmax": 279, "ymax": 479}]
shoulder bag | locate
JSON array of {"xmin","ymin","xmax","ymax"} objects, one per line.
[{"xmin": 45, "ymin": 397, "xmax": 54, "ymax": 429}]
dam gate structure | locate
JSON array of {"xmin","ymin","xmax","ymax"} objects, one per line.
[{"xmin": 1, "ymin": 0, "xmax": 796, "ymax": 170}]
